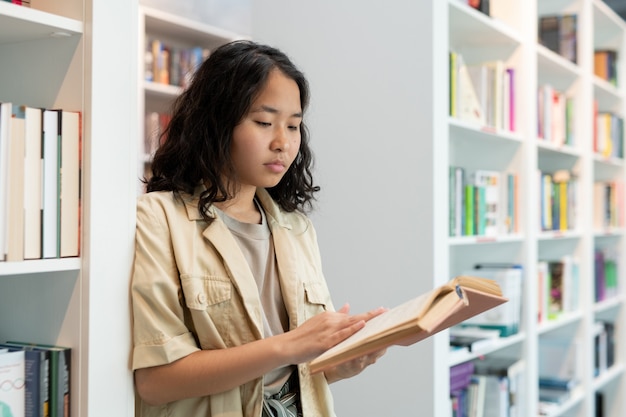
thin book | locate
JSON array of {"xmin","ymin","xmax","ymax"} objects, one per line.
[{"xmin": 309, "ymin": 275, "xmax": 507, "ymax": 374}]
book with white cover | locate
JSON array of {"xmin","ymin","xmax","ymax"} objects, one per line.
[
  {"xmin": 60, "ymin": 110, "xmax": 81, "ymax": 257},
  {"xmin": 6, "ymin": 111, "xmax": 25, "ymax": 262},
  {"xmin": 0, "ymin": 350, "xmax": 25, "ymax": 417},
  {"xmin": 456, "ymin": 53, "xmax": 485, "ymax": 125},
  {"xmin": 0, "ymin": 102, "xmax": 12, "ymax": 261},
  {"xmin": 23, "ymin": 106, "xmax": 43, "ymax": 260},
  {"xmin": 42, "ymin": 109, "xmax": 61, "ymax": 259}
]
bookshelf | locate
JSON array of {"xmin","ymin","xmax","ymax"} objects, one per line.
[
  {"xmin": 0, "ymin": 0, "xmax": 136, "ymax": 416},
  {"xmin": 137, "ymin": 5, "xmax": 248, "ymax": 194},
  {"xmin": 253, "ymin": 0, "xmax": 626, "ymax": 416}
]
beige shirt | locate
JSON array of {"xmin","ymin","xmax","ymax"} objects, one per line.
[{"xmin": 131, "ymin": 187, "xmax": 337, "ymax": 417}]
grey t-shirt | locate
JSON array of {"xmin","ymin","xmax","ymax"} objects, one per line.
[{"xmin": 215, "ymin": 202, "xmax": 294, "ymax": 395}]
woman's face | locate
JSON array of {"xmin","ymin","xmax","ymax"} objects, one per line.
[{"xmin": 230, "ymin": 69, "xmax": 302, "ymax": 191}]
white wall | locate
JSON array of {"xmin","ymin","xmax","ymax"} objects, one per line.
[
  {"xmin": 139, "ymin": 0, "xmax": 251, "ymax": 35},
  {"xmin": 253, "ymin": 1, "xmax": 449, "ymax": 416}
]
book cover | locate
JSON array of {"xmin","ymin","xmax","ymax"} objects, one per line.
[
  {"xmin": 42, "ymin": 109, "xmax": 61, "ymax": 259},
  {"xmin": 60, "ymin": 111, "xmax": 81, "ymax": 258},
  {"xmin": 0, "ymin": 343, "xmax": 48, "ymax": 417},
  {"xmin": 0, "ymin": 101, "xmax": 12, "ymax": 262},
  {"xmin": 308, "ymin": 275, "xmax": 507, "ymax": 374},
  {"xmin": 471, "ymin": 170, "xmax": 501, "ymax": 236},
  {"xmin": 506, "ymin": 67, "xmax": 515, "ymax": 131},
  {"xmin": 456, "ymin": 53, "xmax": 485, "ymax": 125},
  {"xmin": 449, "ymin": 334, "xmax": 496, "ymax": 353},
  {"xmin": 449, "ymin": 360, "xmax": 475, "ymax": 393},
  {"xmin": 7, "ymin": 342, "xmax": 70, "ymax": 417},
  {"xmin": 6, "ymin": 106, "xmax": 26, "ymax": 262},
  {"xmin": 449, "ymin": 51, "xmax": 457, "ymax": 117},
  {"xmin": 0, "ymin": 350, "xmax": 25, "ymax": 417},
  {"xmin": 23, "ymin": 106, "xmax": 43, "ymax": 260}
]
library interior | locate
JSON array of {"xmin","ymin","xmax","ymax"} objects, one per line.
[{"xmin": 1, "ymin": 0, "xmax": 626, "ymax": 416}]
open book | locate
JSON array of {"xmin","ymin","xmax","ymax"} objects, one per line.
[{"xmin": 308, "ymin": 275, "xmax": 507, "ymax": 374}]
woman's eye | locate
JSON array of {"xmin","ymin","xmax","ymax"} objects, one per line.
[
  {"xmin": 288, "ymin": 125, "xmax": 299, "ymax": 131},
  {"xmin": 255, "ymin": 121, "xmax": 271, "ymax": 127}
]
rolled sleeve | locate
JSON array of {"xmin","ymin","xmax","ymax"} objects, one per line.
[{"xmin": 131, "ymin": 195, "xmax": 199, "ymax": 370}]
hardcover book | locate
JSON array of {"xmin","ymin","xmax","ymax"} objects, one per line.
[
  {"xmin": 0, "ymin": 350, "xmax": 25, "ymax": 417},
  {"xmin": 309, "ymin": 275, "xmax": 507, "ymax": 374}
]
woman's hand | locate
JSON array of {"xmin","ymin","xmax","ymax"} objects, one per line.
[
  {"xmin": 280, "ymin": 304, "xmax": 386, "ymax": 365},
  {"xmin": 323, "ymin": 347, "xmax": 387, "ymax": 383}
]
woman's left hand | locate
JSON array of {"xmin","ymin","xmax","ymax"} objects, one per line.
[{"xmin": 323, "ymin": 347, "xmax": 387, "ymax": 383}]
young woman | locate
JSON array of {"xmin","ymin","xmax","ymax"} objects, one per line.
[{"xmin": 130, "ymin": 40, "xmax": 386, "ymax": 417}]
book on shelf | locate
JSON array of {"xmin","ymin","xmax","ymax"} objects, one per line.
[
  {"xmin": 596, "ymin": 392, "xmax": 605, "ymax": 417},
  {"xmin": 595, "ymin": 111, "xmax": 623, "ymax": 159},
  {"xmin": 449, "ymin": 167, "xmax": 518, "ymax": 238},
  {"xmin": 7, "ymin": 342, "xmax": 70, "ymax": 417},
  {"xmin": 537, "ymin": 84, "xmax": 575, "ymax": 146},
  {"xmin": 0, "ymin": 349, "xmax": 25, "ymax": 417},
  {"xmin": 449, "ymin": 334, "xmax": 496, "ymax": 353},
  {"xmin": 42, "ymin": 109, "xmax": 61, "ymax": 259},
  {"xmin": 450, "ymin": 360, "xmax": 475, "ymax": 393},
  {"xmin": 543, "ymin": 255, "xmax": 580, "ymax": 320},
  {"xmin": 60, "ymin": 110, "xmax": 81, "ymax": 258},
  {"xmin": 449, "ymin": 166, "xmax": 464, "ymax": 237},
  {"xmin": 594, "ymin": 248, "xmax": 619, "ymax": 302},
  {"xmin": 538, "ymin": 169, "xmax": 576, "ymax": 232},
  {"xmin": 470, "ymin": 170, "xmax": 501, "ymax": 237},
  {"xmin": 6, "ymin": 105, "xmax": 25, "ymax": 262},
  {"xmin": 0, "ymin": 343, "xmax": 50, "ymax": 417},
  {"xmin": 2, "ymin": 0, "xmax": 31, "ymax": 6},
  {"xmin": 459, "ymin": 264, "xmax": 522, "ymax": 337},
  {"xmin": 593, "ymin": 49, "xmax": 617, "ymax": 86},
  {"xmin": 593, "ymin": 321, "xmax": 616, "ymax": 376},
  {"xmin": 449, "ymin": 326, "xmax": 500, "ymax": 353},
  {"xmin": 23, "ymin": 106, "xmax": 43, "ymax": 260},
  {"xmin": 146, "ymin": 38, "xmax": 210, "ymax": 89},
  {"xmin": 449, "ymin": 361, "xmax": 475, "ymax": 417},
  {"xmin": 538, "ymin": 14, "xmax": 577, "ymax": 63},
  {"xmin": 308, "ymin": 275, "xmax": 508, "ymax": 374},
  {"xmin": 472, "ymin": 356, "xmax": 525, "ymax": 417},
  {"xmin": 450, "ymin": 51, "xmax": 485, "ymax": 126},
  {"xmin": 0, "ymin": 101, "xmax": 11, "ymax": 262},
  {"xmin": 593, "ymin": 180, "xmax": 624, "ymax": 230},
  {"xmin": 539, "ymin": 376, "xmax": 579, "ymax": 391},
  {"xmin": 539, "ymin": 386, "xmax": 572, "ymax": 406}
]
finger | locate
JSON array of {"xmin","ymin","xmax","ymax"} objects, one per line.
[
  {"xmin": 337, "ymin": 303, "xmax": 350, "ymax": 314},
  {"xmin": 354, "ymin": 306, "xmax": 387, "ymax": 322}
]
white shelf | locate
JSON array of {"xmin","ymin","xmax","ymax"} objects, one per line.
[
  {"xmin": 0, "ymin": 258, "xmax": 81, "ymax": 276},
  {"xmin": 143, "ymin": 5, "xmax": 246, "ymax": 46},
  {"xmin": 448, "ymin": 332, "xmax": 525, "ymax": 367},
  {"xmin": 0, "ymin": 2, "xmax": 82, "ymax": 44}
]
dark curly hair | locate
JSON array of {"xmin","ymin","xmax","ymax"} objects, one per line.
[{"xmin": 146, "ymin": 40, "xmax": 319, "ymax": 224}]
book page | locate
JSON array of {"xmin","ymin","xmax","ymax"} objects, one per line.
[{"xmin": 313, "ymin": 292, "xmax": 433, "ymax": 361}]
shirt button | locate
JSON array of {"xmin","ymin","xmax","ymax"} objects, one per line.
[{"xmin": 198, "ymin": 293, "xmax": 207, "ymax": 304}]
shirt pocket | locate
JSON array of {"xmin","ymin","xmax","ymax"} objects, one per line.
[
  {"xmin": 303, "ymin": 281, "xmax": 331, "ymax": 320},
  {"xmin": 180, "ymin": 274, "xmax": 233, "ymax": 347},
  {"xmin": 181, "ymin": 274, "xmax": 232, "ymax": 308}
]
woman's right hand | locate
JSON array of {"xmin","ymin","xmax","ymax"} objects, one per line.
[{"xmin": 282, "ymin": 303, "xmax": 386, "ymax": 364}]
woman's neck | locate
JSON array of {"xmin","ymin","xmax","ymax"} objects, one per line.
[{"xmin": 214, "ymin": 187, "xmax": 261, "ymax": 224}]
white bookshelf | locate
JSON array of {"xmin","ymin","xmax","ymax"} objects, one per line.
[
  {"xmin": 252, "ymin": 0, "xmax": 626, "ymax": 416},
  {"xmin": 0, "ymin": 0, "xmax": 137, "ymax": 416},
  {"xmin": 137, "ymin": 5, "xmax": 248, "ymax": 194}
]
